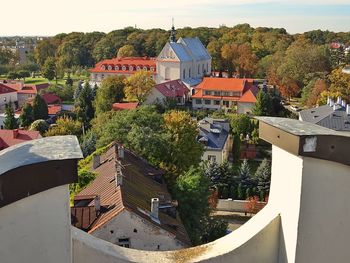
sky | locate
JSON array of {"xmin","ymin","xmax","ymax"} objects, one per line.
[{"xmin": 2, "ymin": 0, "xmax": 350, "ymax": 36}]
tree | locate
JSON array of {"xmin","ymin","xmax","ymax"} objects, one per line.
[
  {"xmin": 29, "ymin": 119, "xmax": 49, "ymax": 135},
  {"xmin": 80, "ymin": 130, "xmax": 97, "ymax": 157},
  {"xmin": 328, "ymin": 68, "xmax": 350, "ymax": 101},
  {"xmin": 19, "ymin": 103, "xmax": 34, "ymax": 127},
  {"xmin": 229, "ymin": 114, "xmax": 253, "ymax": 136},
  {"xmin": 117, "ymin": 44, "xmax": 137, "ymax": 58},
  {"xmin": 32, "ymin": 95, "xmax": 48, "ymax": 120},
  {"xmin": 95, "ymin": 75, "xmax": 125, "ymax": 114},
  {"xmin": 252, "ymin": 91, "xmax": 273, "ymax": 116},
  {"xmin": 42, "ymin": 57, "xmax": 56, "ymax": 81},
  {"xmin": 174, "ymin": 167, "xmax": 211, "ymax": 245},
  {"xmin": 7, "ymin": 71, "xmax": 19, "ymax": 80},
  {"xmin": 125, "ymin": 70, "xmax": 155, "ymax": 103},
  {"xmin": 163, "ymin": 110, "xmax": 204, "ymax": 174},
  {"xmin": 45, "ymin": 117, "xmax": 82, "ymax": 137},
  {"xmin": 200, "ymin": 217, "xmax": 228, "ymax": 244},
  {"xmin": 255, "ymin": 159, "xmax": 271, "ymax": 200},
  {"xmin": 75, "ymin": 82, "xmax": 95, "ymax": 130},
  {"xmin": 3, "ymin": 102, "xmax": 18, "ymax": 129},
  {"xmin": 305, "ymin": 78, "xmax": 328, "ymax": 107},
  {"xmin": 17, "ymin": 70, "xmax": 30, "ymax": 81}
]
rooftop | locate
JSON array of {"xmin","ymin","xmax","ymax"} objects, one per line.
[
  {"xmin": 198, "ymin": 118, "xmax": 230, "ymax": 150},
  {"xmin": 0, "ymin": 129, "xmax": 41, "ymax": 150},
  {"xmin": 155, "ymin": 79, "xmax": 189, "ymax": 98}
]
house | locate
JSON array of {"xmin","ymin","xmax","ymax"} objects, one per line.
[
  {"xmin": 112, "ymin": 102, "xmax": 139, "ymax": 111},
  {"xmin": 197, "ymin": 118, "xmax": 233, "ymax": 164},
  {"xmin": 0, "ymin": 129, "xmax": 41, "ymax": 150},
  {"xmin": 145, "ymin": 79, "xmax": 190, "ymax": 105},
  {"xmin": 192, "ymin": 78, "xmax": 258, "ymax": 114},
  {"xmin": 71, "ymin": 144, "xmax": 191, "ymax": 251},
  {"xmin": 89, "ymin": 57, "xmax": 157, "ymax": 86},
  {"xmin": 299, "ymin": 97, "xmax": 350, "ymax": 132},
  {"xmin": 42, "ymin": 93, "xmax": 62, "ymax": 105},
  {"xmin": 0, "ymin": 84, "xmax": 18, "ymax": 111}
]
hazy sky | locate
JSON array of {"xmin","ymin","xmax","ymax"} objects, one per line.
[{"xmin": 2, "ymin": 0, "xmax": 350, "ymax": 36}]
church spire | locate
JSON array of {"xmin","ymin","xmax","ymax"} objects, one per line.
[{"xmin": 170, "ymin": 18, "xmax": 176, "ymax": 43}]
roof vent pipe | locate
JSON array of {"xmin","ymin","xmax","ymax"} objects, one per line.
[
  {"xmin": 151, "ymin": 198, "xmax": 159, "ymax": 219},
  {"xmin": 92, "ymin": 154, "xmax": 100, "ymax": 169}
]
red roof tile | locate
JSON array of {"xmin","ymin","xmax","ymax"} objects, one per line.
[
  {"xmin": 0, "ymin": 84, "xmax": 17, "ymax": 94},
  {"xmin": 48, "ymin": 104, "xmax": 62, "ymax": 115},
  {"xmin": 0, "ymin": 129, "xmax": 41, "ymax": 150},
  {"xmin": 42, "ymin": 93, "xmax": 62, "ymax": 104},
  {"xmin": 112, "ymin": 102, "xmax": 139, "ymax": 111},
  {"xmin": 155, "ymin": 79, "xmax": 189, "ymax": 98},
  {"xmin": 195, "ymin": 77, "xmax": 247, "ymax": 92}
]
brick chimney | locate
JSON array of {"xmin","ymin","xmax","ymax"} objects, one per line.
[{"xmin": 13, "ymin": 129, "xmax": 19, "ymax": 139}]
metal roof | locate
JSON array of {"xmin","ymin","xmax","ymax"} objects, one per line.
[
  {"xmin": 198, "ymin": 118, "xmax": 230, "ymax": 150},
  {"xmin": 178, "ymin": 37, "xmax": 212, "ymax": 61}
]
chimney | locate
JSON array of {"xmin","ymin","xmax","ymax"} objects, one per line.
[
  {"xmin": 94, "ymin": 195, "xmax": 101, "ymax": 214},
  {"xmin": 347, "ymin": 105, "xmax": 350, "ymax": 115},
  {"xmin": 12, "ymin": 129, "xmax": 19, "ymax": 139},
  {"xmin": 151, "ymin": 198, "xmax": 159, "ymax": 219},
  {"xmin": 115, "ymin": 162, "xmax": 123, "ymax": 187},
  {"xmin": 92, "ymin": 154, "xmax": 100, "ymax": 169},
  {"xmin": 118, "ymin": 145, "xmax": 125, "ymax": 159}
]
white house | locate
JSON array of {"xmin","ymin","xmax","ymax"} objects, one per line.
[
  {"xmin": 71, "ymin": 144, "xmax": 190, "ymax": 251},
  {"xmin": 145, "ymin": 79, "xmax": 190, "ymax": 106},
  {"xmin": 0, "ymin": 84, "xmax": 18, "ymax": 112},
  {"xmin": 197, "ymin": 118, "xmax": 233, "ymax": 164}
]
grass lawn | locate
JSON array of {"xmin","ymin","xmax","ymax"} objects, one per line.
[{"xmin": 24, "ymin": 77, "xmax": 49, "ymax": 85}]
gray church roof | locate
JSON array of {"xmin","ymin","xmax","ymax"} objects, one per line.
[
  {"xmin": 299, "ymin": 104, "xmax": 350, "ymax": 131},
  {"xmin": 177, "ymin": 37, "xmax": 212, "ymax": 61},
  {"xmin": 169, "ymin": 42, "xmax": 193, "ymax": 62},
  {"xmin": 198, "ymin": 118, "xmax": 230, "ymax": 151}
]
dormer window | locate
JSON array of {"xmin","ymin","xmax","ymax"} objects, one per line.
[
  {"xmin": 129, "ymin": 66, "xmax": 133, "ymax": 71},
  {"xmin": 143, "ymin": 66, "xmax": 147, "ymax": 71},
  {"xmin": 115, "ymin": 66, "xmax": 119, "ymax": 70},
  {"xmin": 122, "ymin": 66, "xmax": 126, "ymax": 71},
  {"xmin": 150, "ymin": 67, "xmax": 154, "ymax": 72},
  {"xmin": 136, "ymin": 66, "xmax": 141, "ymax": 71},
  {"xmin": 101, "ymin": 65, "xmax": 106, "ymax": 70},
  {"xmin": 108, "ymin": 65, "xmax": 112, "ymax": 70}
]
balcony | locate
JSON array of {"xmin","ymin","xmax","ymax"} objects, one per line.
[{"xmin": 1, "ymin": 118, "xmax": 350, "ymax": 262}]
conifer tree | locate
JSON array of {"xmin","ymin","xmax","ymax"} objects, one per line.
[
  {"xmin": 33, "ymin": 95, "xmax": 48, "ymax": 120},
  {"xmin": 19, "ymin": 103, "xmax": 34, "ymax": 127},
  {"xmin": 4, "ymin": 102, "xmax": 18, "ymax": 129}
]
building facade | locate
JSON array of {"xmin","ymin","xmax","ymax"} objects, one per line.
[{"xmin": 192, "ymin": 78, "xmax": 258, "ymax": 113}]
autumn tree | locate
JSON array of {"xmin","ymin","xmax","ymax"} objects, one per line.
[
  {"xmin": 117, "ymin": 44, "xmax": 137, "ymax": 58},
  {"xmin": 305, "ymin": 79, "xmax": 328, "ymax": 107},
  {"xmin": 328, "ymin": 68, "xmax": 350, "ymax": 101},
  {"xmin": 95, "ymin": 75, "xmax": 125, "ymax": 114},
  {"xmin": 163, "ymin": 110, "xmax": 204, "ymax": 174},
  {"xmin": 124, "ymin": 70, "xmax": 155, "ymax": 103},
  {"xmin": 45, "ymin": 117, "xmax": 82, "ymax": 137}
]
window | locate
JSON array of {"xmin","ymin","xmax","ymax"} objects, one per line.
[
  {"xmin": 118, "ymin": 238, "xmax": 130, "ymax": 248},
  {"xmin": 223, "ymin": 92, "xmax": 230, "ymax": 96},
  {"xmin": 223, "ymin": 101, "xmax": 230, "ymax": 107},
  {"xmin": 183, "ymin": 69, "xmax": 186, "ymax": 79},
  {"xmin": 143, "ymin": 66, "xmax": 148, "ymax": 71},
  {"xmin": 101, "ymin": 74, "xmax": 105, "ymax": 79},
  {"xmin": 214, "ymin": 91, "xmax": 220, "ymax": 96},
  {"xmin": 115, "ymin": 66, "xmax": 119, "ymax": 70},
  {"xmin": 0, "ymin": 125, "xmax": 3, "ymax": 129},
  {"xmin": 208, "ymin": 155, "xmax": 216, "ymax": 163},
  {"xmin": 150, "ymin": 67, "xmax": 154, "ymax": 72},
  {"xmin": 122, "ymin": 66, "xmax": 126, "ymax": 71},
  {"xmin": 195, "ymin": 99, "xmax": 202, "ymax": 104},
  {"xmin": 108, "ymin": 65, "xmax": 112, "ymax": 70},
  {"xmin": 205, "ymin": 100, "xmax": 211, "ymax": 105},
  {"xmin": 129, "ymin": 66, "xmax": 133, "ymax": 71},
  {"xmin": 136, "ymin": 66, "xmax": 141, "ymax": 70},
  {"xmin": 204, "ymin": 90, "xmax": 211, "ymax": 95},
  {"xmin": 214, "ymin": 100, "xmax": 220, "ymax": 105},
  {"xmin": 101, "ymin": 65, "xmax": 106, "ymax": 70}
]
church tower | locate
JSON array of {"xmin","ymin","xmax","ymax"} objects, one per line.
[{"xmin": 170, "ymin": 18, "xmax": 176, "ymax": 43}]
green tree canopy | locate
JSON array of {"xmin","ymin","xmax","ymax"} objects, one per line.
[
  {"xmin": 19, "ymin": 103, "xmax": 34, "ymax": 128},
  {"xmin": 252, "ymin": 91, "xmax": 274, "ymax": 116},
  {"xmin": 29, "ymin": 119, "xmax": 49, "ymax": 135},
  {"xmin": 75, "ymin": 82, "xmax": 95, "ymax": 129},
  {"xmin": 117, "ymin": 44, "xmax": 137, "ymax": 58},
  {"xmin": 42, "ymin": 57, "xmax": 57, "ymax": 81},
  {"xmin": 3, "ymin": 102, "xmax": 18, "ymax": 129},
  {"xmin": 45, "ymin": 117, "xmax": 82, "ymax": 137},
  {"xmin": 95, "ymin": 75, "xmax": 125, "ymax": 114},
  {"xmin": 125, "ymin": 70, "xmax": 155, "ymax": 103},
  {"xmin": 33, "ymin": 95, "xmax": 48, "ymax": 120}
]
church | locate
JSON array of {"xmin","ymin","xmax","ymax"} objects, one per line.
[{"xmin": 89, "ymin": 25, "xmax": 212, "ymax": 91}]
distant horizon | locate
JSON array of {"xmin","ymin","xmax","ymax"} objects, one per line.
[{"xmin": 2, "ymin": 0, "xmax": 350, "ymax": 36}]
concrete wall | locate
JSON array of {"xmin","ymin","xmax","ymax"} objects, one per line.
[
  {"xmin": 237, "ymin": 102, "xmax": 254, "ymax": 114},
  {"xmin": 217, "ymin": 199, "xmax": 267, "ymax": 213},
  {"xmin": 144, "ymin": 87, "xmax": 166, "ymax": 105},
  {"xmin": 157, "ymin": 61, "xmax": 181, "ymax": 83},
  {"xmin": 0, "ymin": 185, "xmax": 72, "ymax": 263},
  {"xmin": 202, "ymin": 149, "xmax": 223, "ymax": 164},
  {"xmin": 91, "ymin": 209, "xmax": 184, "ymax": 251}
]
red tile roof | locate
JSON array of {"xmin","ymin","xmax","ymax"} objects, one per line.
[
  {"xmin": 42, "ymin": 93, "xmax": 62, "ymax": 104},
  {"xmin": 112, "ymin": 102, "xmax": 139, "ymax": 111},
  {"xmin": 48, "ymin": 104, "xmax": 62, "ymax": 115},
  {"xmin": 72, "ymin": 144, "xmax": 191, "ymax": 246},
  {"xmin": 0, "ymin": 84, "xmax": 17, "ymax": 94},
  {"xmin": 0, "ymin": 129, "xmax": 41, "ymax": 150},
  {"xmin": 195, "ymin": 77, "xmax": 247, "ymax": 92},
  {"xmin": 1, "ymin": 82, "xmax": 49, "ymax": 94},
  {"xmin": 90, "ymin": 57, "xmax": 157, "ymax": 75},
  {"xmin": 155, "ymin": 79, "xmax": 189, "ymax": 98}
]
